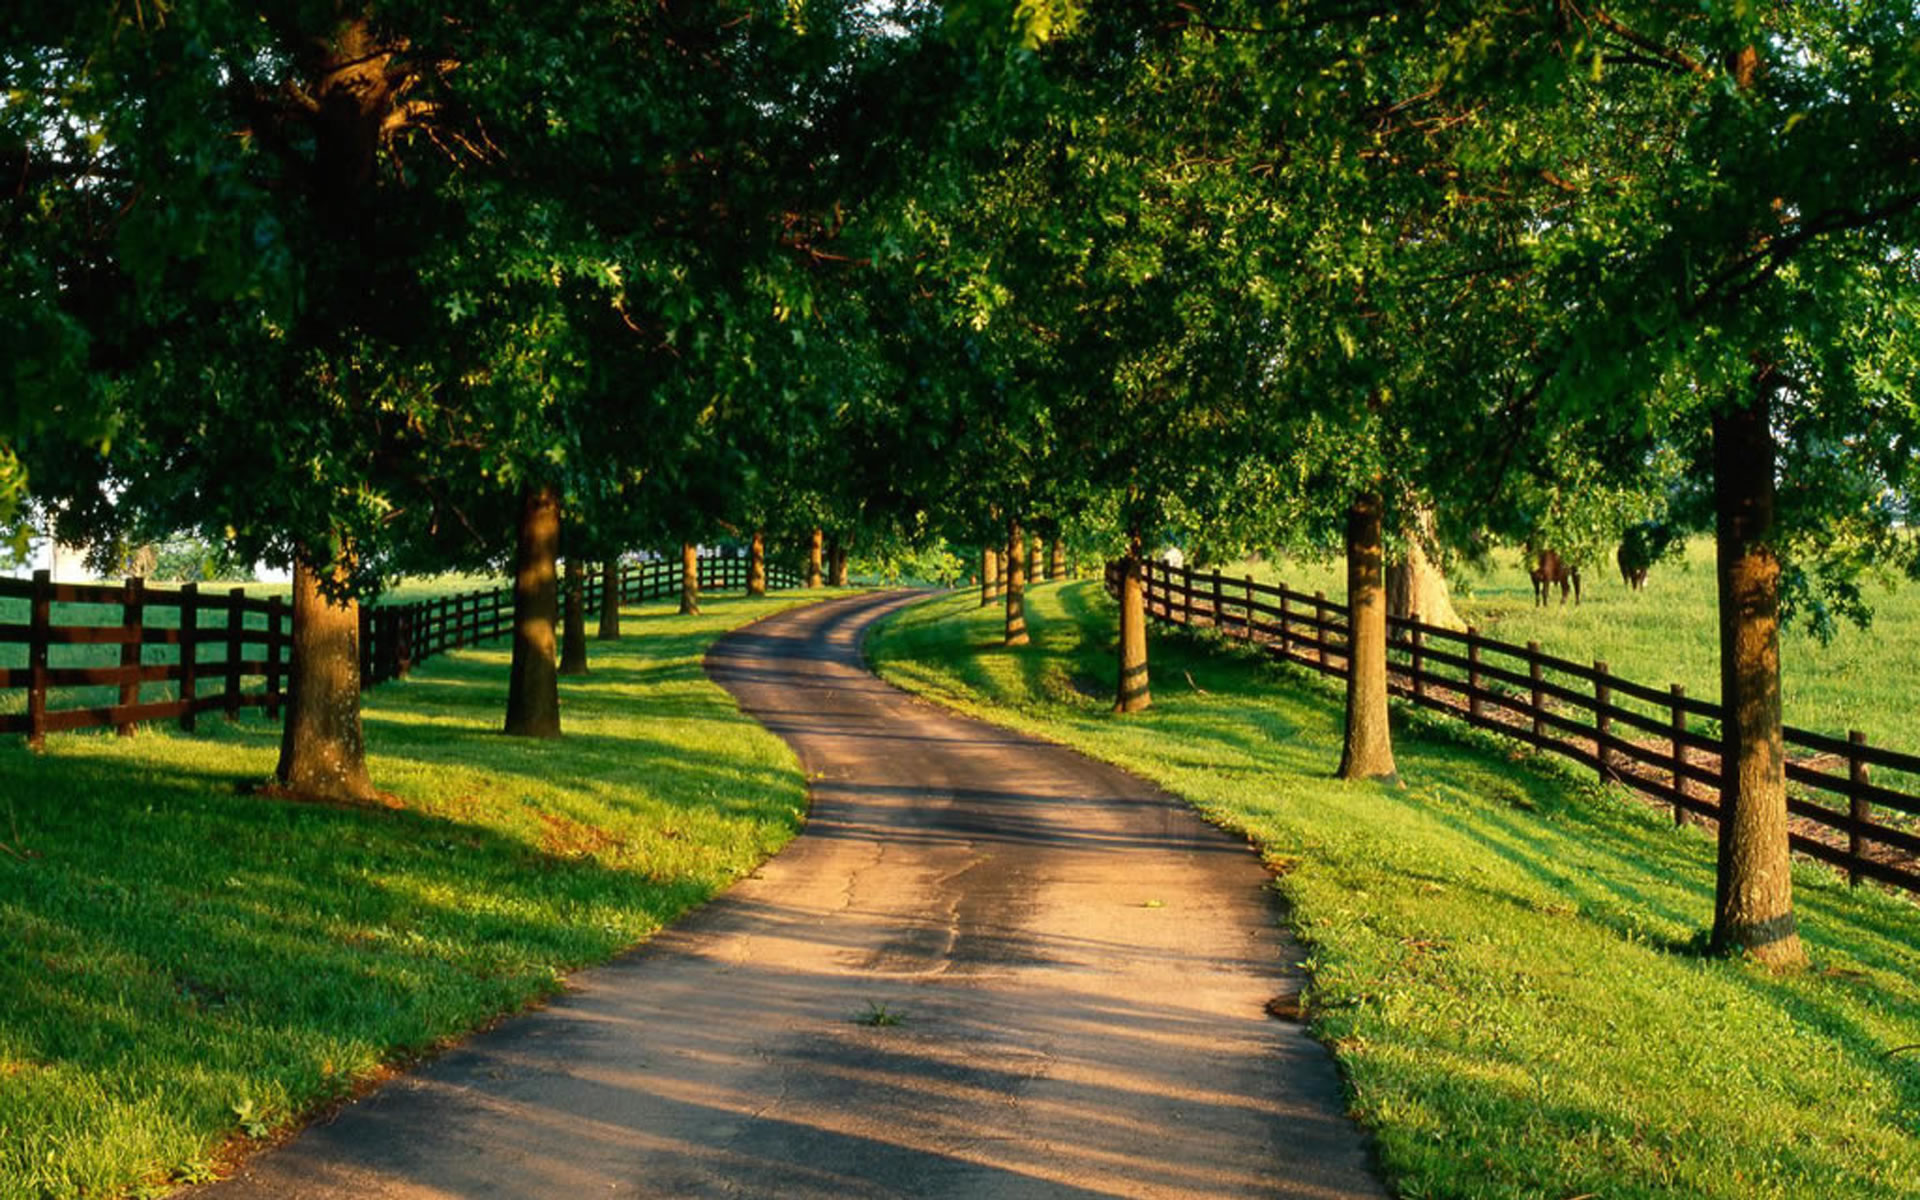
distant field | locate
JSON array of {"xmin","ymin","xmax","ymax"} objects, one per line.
[{"xmin": 1248, "ymin": 538, "xmax": 1919, "ymax": 751}]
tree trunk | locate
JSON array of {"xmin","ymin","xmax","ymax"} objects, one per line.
[
  {"xmin": 1387, "ymin": 508, "xmax": 1465, "ymax": 631},
  {"xmin": 597, "ymin": 561, "xmax": 620, "ymax": 640},
  {"xmin": 1710, "ymin": 380, "xmax": 1806, "ymax": 969},
  {"xmin": 1049, "ymin": 538, "xmax": 1065, "ymax": 581},
  {"xmin": 274, "ymin": 550, "xmax": 380, "ymax": 803},
  {"xmin": 679, "ymin": 541, "xmax": 701, "ymax": 615},
  {"xmin": 830, "ymin": 533, "xmax": 851, "ymax": 586},
  {"xmin": 1028, "ymin": 536, "xmax": 1043, "ymax": 585},
  {"xmin": 1115, "ymin": 530, "xmax": 1150, "ymax": 712},
  {"xmin": 748, "ymin": 528, "xmax": 767, "ymax": 596},
  {"xmin": 1338, "ymin": 490, "xmax": 1398, "ymax": 782},
  {"xmin": 504, "ymin": 484, "xmax": 562, "ymax": 738},
  {"xmin": 1004, "ymin": 517, "xmax": 1029, "ymax": 646},
  {"xmin": 981, "ymin": 546, "xmax": 1000, "ymax": 607},
  {"xmin": 560, "ymin": 557, "xmax": 589, "ymax": 676},
  {"xmin": 806, "ymin": 528, "xmax": 824, "ymax": 589}
]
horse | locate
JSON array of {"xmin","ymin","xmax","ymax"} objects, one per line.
[
  {"xmin": 1530, "ymin": 550, "xmax": 1581, "ymax": 606},
  {"xmin": 1617, "ymin": 545, "xmax": 1648, "ymax": 591},
  {"xmin": 1616, "ymin": 521, "xmax": 1675, "ymax": 592}
]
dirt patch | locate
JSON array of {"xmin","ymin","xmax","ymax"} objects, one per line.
[{"xmin": 535, "ymin": 810, "xmax": 628, "ymax": 861}]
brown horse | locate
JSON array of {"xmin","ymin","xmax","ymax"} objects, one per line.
[{"xmin": 1530, "ymin": 550, "xmax": 1581, "ymax": 606}]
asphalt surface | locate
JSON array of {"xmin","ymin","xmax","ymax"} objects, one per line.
[{"xmin": 198, "ymin": 590, "xmax": 1387, "ymax": 1199}]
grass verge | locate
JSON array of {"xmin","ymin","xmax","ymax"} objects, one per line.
[
  {"xmin": 868, "ymin": 581, "xmax": 1920, "ymax": 1200},
  {"xmin": 0, "ymin": 592, "xmax": 825, "ymax": 1200}
]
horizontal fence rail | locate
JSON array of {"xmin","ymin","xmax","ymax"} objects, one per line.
[
  {"xmin": 1107, "ymin": 558, "xmax": 1920, "ymax": 897},
  {"xmin": 1, "ymin": 552, "xmax": 803, "ymax": 747}
]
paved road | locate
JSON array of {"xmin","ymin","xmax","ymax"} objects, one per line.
[{"xmin": 199, "ymin": 591, "xmax": 1386, "ymax": 1199}]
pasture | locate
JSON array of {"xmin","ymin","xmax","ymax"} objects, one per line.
[{"xmin": 1253, "ymin": 538, "xmax": 1920, "ymax": 750}]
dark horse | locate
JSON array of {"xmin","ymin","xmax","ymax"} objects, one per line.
[
  {"xmin": 1616, "ymin": 521, "xmax": 1675, "ymax": 591},
  {"xmin": 1530, "ymin": 550, "xmax": 1581, "ymax": 606}
]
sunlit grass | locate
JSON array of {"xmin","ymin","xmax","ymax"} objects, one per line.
[
  {"xmin": 0, "ymin": 592, "xmax": 820, "ymax": 1199},
  {"xmin": 869, "ymin": 581, "xmax": 1920, "ymax": 1200}
]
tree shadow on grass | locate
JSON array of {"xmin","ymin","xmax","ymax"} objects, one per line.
[{"xmin": 0, "ymin": 719, "xmax": 793, "ymax": 1194}]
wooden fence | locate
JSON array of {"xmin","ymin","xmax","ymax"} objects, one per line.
[
  {"xmin": 1, "ymin": 552, "xmax": 802, "ymax": 748},
  {"xmin": 1107, "ymin": 558, "xmax": 1920, "ymax": 896}
]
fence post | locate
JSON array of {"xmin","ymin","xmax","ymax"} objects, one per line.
[
  {"xmin": 1528, "ymin": 642, "xmax": 1544, "ymax": 742},
  {"xmin": 1211, "ymin": 570, "xmax": 1224, "ymax": 631},
  {"xmin": 178, "ymin": 582, "xmax": 199, "ymax": 732},
  {"xmin": 1183, "ymin": 564, "xmax": 1195, "ymax": 625},
  {"xmin": 1243, "ymin": 575, "xmax": 1255, "ymax": 641},
  {"xmin": 1312, "ymin": 591, "xmax": 1327, "ymax": 669},
  {"xmin": 26, "ymin": 569, "xmax": 51, "ymax": 750},
  {"xmin": 1669, "ymin": 684, "xmax": 1688, "ymax": 824},
  {"xmin": 1593, "ymin": 660, "xmax": 1613, "ymax": 782},
  {"xmin": 1848, "ymin": 729, "xmax": 1870, "ymax": 887},
  {"xmin": 398, "ymin": 606, "xmax": 415, "ymax": 677},
  {"xmin": 225, "ymin": 587, "xmax": 246, "ymax": 720},
  {"xmin": 1409, "ymin": 616, "xmax": 1425, "ymax": 701},
  {"xmin": 1466, "ymin": 626, "xmax": 1482, "ymax": 721},
  {"xmin": 118, "ymin": 576, "xmax": 145, "ymax": 737},
  {"xmin": 266, "ymin": 595, "xmax": 285, "ymax": 721}
]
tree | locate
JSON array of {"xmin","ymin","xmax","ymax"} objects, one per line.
[{"xmin": 504, "ymin": 485, "xmax": 563, "ymax": 738}]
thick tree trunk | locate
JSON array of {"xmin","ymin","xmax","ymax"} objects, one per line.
[
  {"xmin": 504, "ymin": 484, "xmax": 562, "ymax": 738},
  {"xmin": 806, "ymin": 528, "xmax": 824, "ymax": 589},
  {"xmin": 1004, "ymin": 517, "xmax": 1029, "ymax": 646},
  {"xmin": 981, "ymin": 546, "xmax": 1000, "ymax": 607},
  {"xmin": 679, "ymin": 541, "xmax": 701, "ymax": 615},
  {"xmin": 1115, "ymin": 531, "xmax": 1150, "ymax": 712},
  {"xmin": 1710, "ymin": 383, "xmax": 1806, "ymax": 969},
  {"xmin": 597, "ymin": 561, "xmax": 620, "ymax": 640},
  {"xmin": 560, "ymin": 557, "xmax": 589, "ymax": 676},
  {"xmin": 1387, "ymin": 508, "xmax": 1465, "ymax": 631},
  {"xmin": 274, "ymin": 550, "xmax": 380, "ymax": 803},
  {"xmin": 1338, "ymin": 490, "xmax": 1398, "ymax": 782},
  {"xmin": 1049, "ymin": 538, "xmax": 1065, "ymax": 581},
  {"xmin": 830, "ymin": 533, "xmax": 851, "ymax": 586},
  {"xmin": 748, "ymin": 529, "xmax": 767, "ymax": 596}
]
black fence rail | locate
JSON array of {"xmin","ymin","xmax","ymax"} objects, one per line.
[
  {"xmin": 1108, "ymin": 558, "xmax": 1920, "ymax": 896},
  {"xmin": 2, "ymin": 551, "xmax": 803, "ymax": 746}
]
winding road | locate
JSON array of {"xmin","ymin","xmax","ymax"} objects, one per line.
[{"xmin": 200, "ymin": 591, "xmax": 1385, "ymax": 1199}]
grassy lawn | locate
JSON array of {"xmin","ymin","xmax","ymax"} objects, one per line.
[
  {"xmin": 1255, "ymin": 538, "xmax": 1920, "ymax": 749},
  {"xmin": 0, "ymin": 592, "xmax": 825, "ymax": 1200},
  {"xmin": 868, "ymin": 581, "xmax": 1920, "ymax": 1200}
]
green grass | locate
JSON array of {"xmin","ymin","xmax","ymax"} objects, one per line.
[
  {"xmin": 1253, "ymin": 538, "xmax": 1920, "ymax": 749},
  {"xmin": 0, "ymin": 592, "xmax": 822, "ymax": 1200},
  {"xmin": 868, "ymin": 581, "xmax": 1920, "ymax": 1200}
]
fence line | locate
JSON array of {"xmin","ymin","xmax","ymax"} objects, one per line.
[
  {"xmin": 1106, "ymin": 558, "xmax": 1920, "ymax": 896},
  {"xmin": 1, "ymin": 552, "xmax": 802, "ymax": 747}
]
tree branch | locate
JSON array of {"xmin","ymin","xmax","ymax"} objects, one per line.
[{"xmin": 1589, "ymin": 9, "xmax": 1710, "ymax": 79}]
